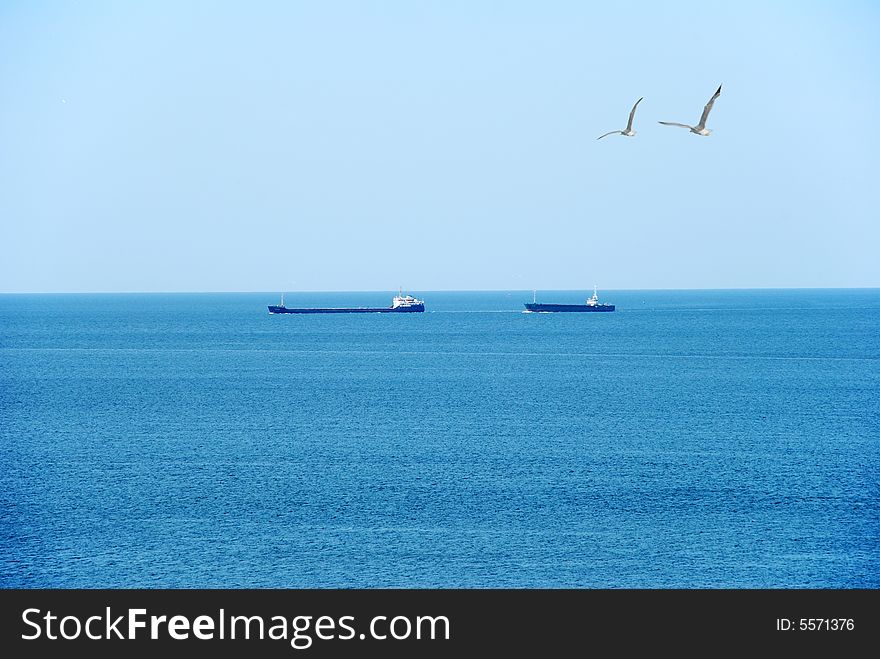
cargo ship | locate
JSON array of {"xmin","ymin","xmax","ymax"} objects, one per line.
[
  {"xmin": 268, "ymin": 290, "xmax": 425, "ymax": 314},
  {"xmin": 523, "ymin": 286, "xmax": 615, "ymax": 313}
]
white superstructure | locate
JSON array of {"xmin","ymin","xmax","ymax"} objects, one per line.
[{"xmin": 391, "ymin": 289, "xmax": 424, "ymax": 309}]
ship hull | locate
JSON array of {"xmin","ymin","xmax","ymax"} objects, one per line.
[
  {"xmin": 269, "ymin": 304, "xmax": 425, "ymax": 314},
  {"xmin": 524, "ymin": 303, "xmax": 615, "ymax": 313}
]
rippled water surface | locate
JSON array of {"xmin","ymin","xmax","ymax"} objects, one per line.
[{"xmin": 1, "ymin": 289, "xmax": 878, "ymax": 587}]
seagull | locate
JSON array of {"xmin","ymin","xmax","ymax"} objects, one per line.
[
  {"xmin": 596, "ymin": 97, "xmax": 643, "ymax": 140},
  {"xmin": 659, "ymin": 85, "xmax": 722, "ymax": 136}
]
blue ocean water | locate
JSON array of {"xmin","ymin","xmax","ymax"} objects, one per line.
[{"xmin": 1, "ymin": 289, "xmax": 878, "ymax": 588}]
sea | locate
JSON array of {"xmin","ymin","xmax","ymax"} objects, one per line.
[{"xmin": 1, "ymin": 289, "xmax": 878, "ymax": 588}]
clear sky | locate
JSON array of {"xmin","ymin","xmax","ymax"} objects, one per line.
[{"xmin": 1, "ymin": 0, "xmax": 878, "ymax": 292}]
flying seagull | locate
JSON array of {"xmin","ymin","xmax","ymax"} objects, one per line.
[
  {"xmin": 659, "ymin": 85, "xmax": 722, "ymax": 136},
  {"xmin": 596, "ymin": 97, "xmax": 644, "ymax": 140}
]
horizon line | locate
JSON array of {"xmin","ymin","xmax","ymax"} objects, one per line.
[{"xmin": 2, "ymin": 286, "xmax": 879, "ymax": 295}]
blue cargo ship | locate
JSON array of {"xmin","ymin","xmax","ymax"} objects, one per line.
[
  {"xmin": 269, "ymin": 290, "xmax": 425, "ymax": 314},
  {"xmin": 524, "ymin": 287, "xmax": 615, "ymax": 313}
]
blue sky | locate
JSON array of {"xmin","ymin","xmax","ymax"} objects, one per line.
[{"xmin": 1, "ymin": 0, "xmax": 878, "ymax": 292}]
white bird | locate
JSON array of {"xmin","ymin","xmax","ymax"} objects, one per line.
[
  {"xmin": 596, "ymin": 97, "xmax": 643, "ymax": 140},
  {"xmin": 659, "ymin": 85, "xmax": 722, "ymax": 136}
]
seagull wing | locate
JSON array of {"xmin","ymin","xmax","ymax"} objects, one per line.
[
  {"xmin": 696, "ymin": 84, "xmax": 722, "ymax": 130},
  {"xmin": 596, "ymin": 130, "xmax": 624, "ymax": 140},
  {"xmin": 625, "ymin": 97, "xmax": 643, "ymax": 132},
  {"xmin": 658, "ymin": 121, "xmax": 693, "ymax": 130}
]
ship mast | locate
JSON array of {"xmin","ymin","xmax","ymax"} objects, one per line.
[{"xmin": 533, "ymin": 289, "xmax": 537, "ymax": 303}]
